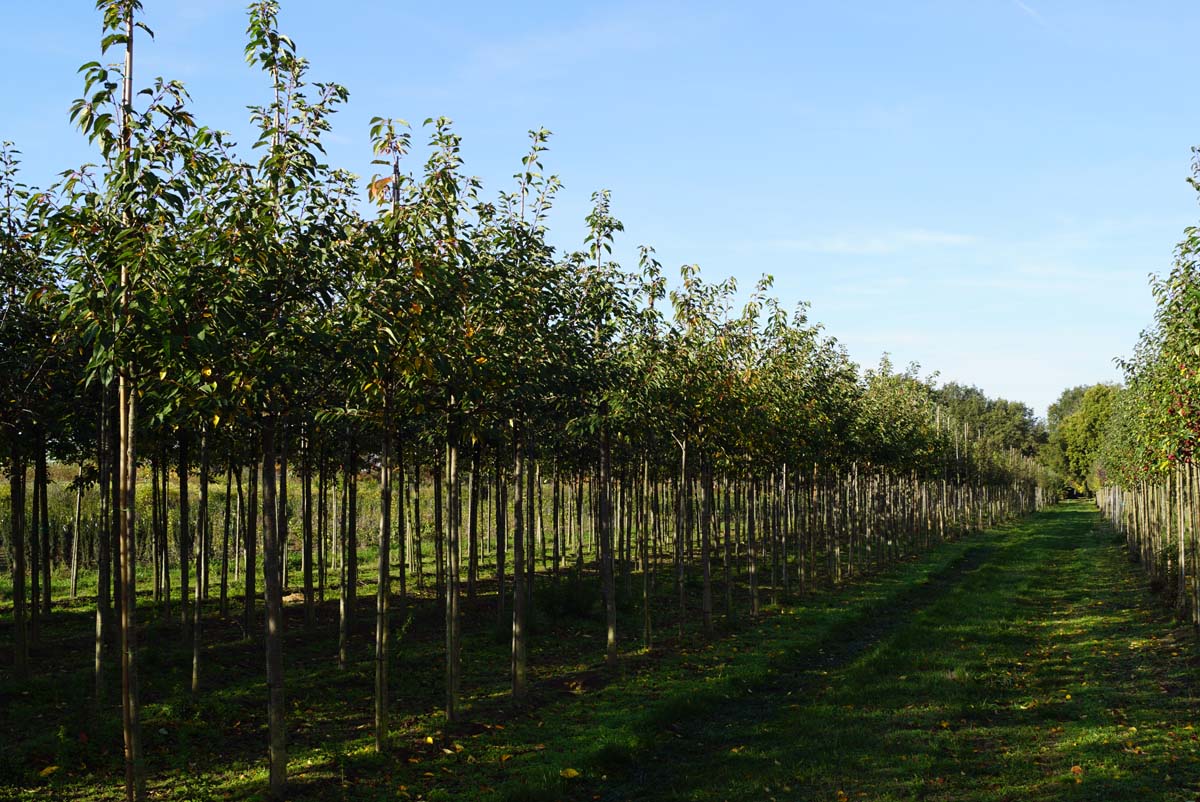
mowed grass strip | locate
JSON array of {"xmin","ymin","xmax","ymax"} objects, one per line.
[{"xmin": 589, "ymin": 501, "xmax": 1200, "ymax": 802}]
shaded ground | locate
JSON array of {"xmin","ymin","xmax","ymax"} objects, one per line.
[{"xmin": 3, "ymin": 502, "xmax": 1198, "ymax": 801}]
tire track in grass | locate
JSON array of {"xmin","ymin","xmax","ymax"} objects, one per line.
[{"xmin": 584, "ymin": 531, "xmax": 1007, "ymax": 802}]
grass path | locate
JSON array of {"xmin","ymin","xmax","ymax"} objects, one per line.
[{"xmin": 589, "ymin": 501, "xmax": 1200, "ymax": 801}]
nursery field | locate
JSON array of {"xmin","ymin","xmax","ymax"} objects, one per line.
[
  {"xmin": 8, "ymin": 2, "xmax": 1200, "ymax": 801},
  {"xmin": 4, "ymin": 502, "xmax": 1199, "ymax": 801}
]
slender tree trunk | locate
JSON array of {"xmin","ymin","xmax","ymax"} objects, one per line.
[
  {"xmin": 525, "ymin": 448, "xmax": 536, "ymax": 616},
  {"xmin": 116, "ymin": 30, "xmax": 145, "ymax": 771},
  {"xmin": 467, "ymin": 444, "xmax": 479, "ymax": 600},
  {"xmin": 10, "ymin": 458, "xmax": 28, "ymax": 678},
  {"xmin": 245, "ymin": 461, "xmax": 258, "ymax": 639},
  {"xmin": 723, "ymin": 476, "xmax": 732, "ymax": 618},
  {"xmin": 29, "ymin": 436, "xmax": 41, "ymax": 643},
  {"xmin": 413, "ymin": 457, "xmax": 423, "ymax": 591},
  {"xmin": 553, "ymin": 466, "xmax": 562, "ymax": 591},
  {"xmin": 445, "ymin": 419, "xmax": 462, "ymax": 722},
  {"xmin": 302, "ymin": 429, "xmax": 314, "ymax": 631},
  {"xmin": 37, "ymin": 441, "xmax": 50, "ymax": 618},
  {"xmin": 434, "ymin": 456, "xmax": 444, "ymax": 609},
  {"xmin": 375, "ymin": 408, "xmax": 392, "ymax": 749},
  {"xmin": 317, "ymin": 457, "xmax": 326, "ymax": 604},
  {"xmin": 495, "ymin": 454, "xmax": 507, "ymax": 628},
  {"xmin": 347, "ymin": 438, "xmax": 358, "ymax": 617},
  {"xmin": 96, "ymin": 389, "xmax": 112, "ymax": 696},
  {"xmin": 261, "ymin": 418, "xmax": 286, "ymax": 798},
  {"xmin": 396, "ymin": 443, "xmax": 407, "ymax": 610},
  {"xmin": 278, "ymin": 430, "xmax": 289, "ymax": 589},
  {"xmin": 701, "ymin": 458, "xmax": 713, "ymax": 634},
  {"xmin": 511, "ymin": 432, "xmax": 527, "ymax": 699},
  {"xmin": 193, "ymin": 429, "xmax": 209, "ymax": 694},
  {"xmin": 221, "ymin": 464, "xmax": 232, "ymax": 619},
  {"xmin": 71, "ymin": 463, "xmax": 84, "ymax": 600},
  {"xmin": 749, "ymin": 479, "xmax": 759, "ymax": 618},
  {"xmin": 110, "ymin": 401, "xmax": 121, "ymax": 637},
  {"xmin": 601, "ymin": 419, "xmax": 617, "ymax": 665},
  {"xmin": 338, "ymin": 444, "xmax": 350, "ymax": 669},
  {"xmin": 675, "ymin": 441, "xmax": 687, "ymax": 634},
  {"xmin": 150, "ymin": 455, "xmax": 161, "ymax": 609},
  {"xmin": 178, "ymin": 430, "xmax": 190, "ymax": 636},
  {"xmin": 641, "ymin": 460, "xmax": 652, "ymax": 647},
  {"xmin": 159, "ymin": 449, "xmax": 170, "ymax": 622}
]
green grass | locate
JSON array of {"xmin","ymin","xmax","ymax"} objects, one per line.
[{"xmin": 3, "ymin": 502, "xmax": 1198, "ymax": 801}]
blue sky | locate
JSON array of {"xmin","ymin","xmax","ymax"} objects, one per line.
[{"xmin": 5, "ymin": 1, "xmax": 1198, "ymax": 417}]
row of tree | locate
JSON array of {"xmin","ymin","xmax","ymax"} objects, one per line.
[
  {"xmin": 1092, "ymin": 149, "xmax": 1200, "ymax": 625},
  {"xmin": 1, "ymin": 2, "xmax": 1054, "ymax": 799}
]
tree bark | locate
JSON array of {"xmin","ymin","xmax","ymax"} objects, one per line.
[
  {"xmin": 601, "ymin": 419, "xmax": 616, "ymax": 665},
  {"xmin": 178, "ymin": 430, "xmax": 190, "ymax": 636},
  {"xmin": 245, "ymin": 460, "xmax": 258, "ymax": 639},
  {"xmin": 261, "ymin": 419, "xmax": 287, "ymax": 798},
  {"xmin": 9, "ymin": 458, "xmax": 28, "ymax": 678},
  {"xmin": 193, "ymin": 429, "xmax": 209, "ymax": 694},
  {"xmin": 511, "ymin": 433, "xmax": 527, "ymax": 699},
  {"xmin": 445, "ymin": 420, "xmax": 462, "ymax": 722},
  {"xmin": 375, "ymin": 410, "xmax": 392, "ymax": 749}
]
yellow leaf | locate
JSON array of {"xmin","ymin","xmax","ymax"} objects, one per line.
[
  {"xmin": 39, "ymin": 765, "xmax": 59, "ymax": 777},
  {"xmin": 500, "ymin": 754, "xmax": 513, "ymax": 764},
  {"xmin": 425, "ymin": 736, "xmax": 434, "ymax": 745},
  {"xmin": 560, "ymin": 768, "xmax": 580, "ymax": 779}
]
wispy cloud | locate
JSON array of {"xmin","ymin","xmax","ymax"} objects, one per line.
[
  {"xmin": 466, "ymin": 14, "xmax": 658, "ymax": 76},
  {"xmin": 764, "ymin": 228, "xmax": 975, "ymax": 256},
  {"xmin": 1011, "ymin": 0, "xmax": 1046, "ymax": 25}
]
